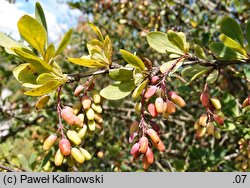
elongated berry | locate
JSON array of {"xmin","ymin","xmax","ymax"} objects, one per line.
[
  {"xmin": 134, "ymin": 102, "xmax": 142, "ymax": 115},
  {"xmin": 206, "ymin": 122, "xmax": 214, "ymax": 135},
  {"xmin": 35, "ymin": 95, "xmax": 50, "ymax": 110},
  {"xmin": 139, "ymin": 136, "xmax": 148, "ymax": 153},
  {"xmin": 156, "ymin": 140, "xmax": 165, "ymax": 152},
  {"xmin": 92, "ymin": 90, "xmax": 101, "ymax": 104},
  {"xmin": 79, "ymin": 148, "xmax": 92, "ymax": 161},
  {"xmin": 214, "ymin": 129, "xmax": 221, "ymax": 139},
  {"xmin": 150, "ymin": 76, "xmax": 160, "ymax": 84},
  {"xmin": 78, "ymin": 125, "xmax": 88, "ymax": 139},
  {"xmin": 86, "ymin": 108, "xmax": 95, "ymax": 120},
  {"xmin": 196, "ymin": 127, "xmax": 206, "ymax": 138},
  {"xmin": 61, "ymin": 107, "xmax": 75, "ymax": 125},
  {"xmin": 194, "ymin": 120, "xmax": 199, "ymax": 130},
  {"xmin": 150, "ymin": 121, "xmax": 160, "ymax": 133},
  {"xmin": 88, "ymin": 120, "xmax": 96, "ymax": 131},
  {"xmin": 145, "ymin": 147, "xmax": 154, "ymax": 164},
  {"xmin": 155, "ymin": 97, "xmax": 164, "ymax": 113},
  {"xmin": 73, "ymin": 116, "xmax": 83, "ymax": 128},
  {"xmin": 142, "ymin": 155, "xmax": 150, "ymax": 170},
  {"xmin": 81, "ymin": 96, "xmax": 92, "ymax": 110},
  {"xmin": 43, "ymin": 134, "xmax": 57, "ymax": 151},
  {"xmin": 73, "ymin": 101, "xmax": 82, "ymax": 115},
  {"xmin": 94, "ymin": 113, "xmax": 103, "ymax": 124},
  {"xmin": 147, "ymin": 129, "xmax": 160, "ymax": 144},
  {"xmin": 169, "ymin": 91, "xmax": 186, "ymax": 107},
  {"xmin": 130, "ymin": 142, "xmax": 140, "ymax": 155},
  {"xmin": 91, "ymin": 103, "xmax": 103, "ymax": 114},
  {"xmin": 54, "ymin": 149, "xmax": 64, "ymax": 166},
  {"xmin": 200, "ymin": 92, "xmax": 209, "ymax": 107},
  {"xmin": 210, "ymin": 97, "xmax": 221, "ymax": 110},
  {"xmin": 213, "ymin": 114, "xmax": 224, "ymax": 125},
  {"xmin": 166, "ymin": 101, "xmax": 176, "ymax": 114},
  {"xmin": 59, "ymin": 139, "xmax": 71, "ymax": 156},
  {"xmin": 66, "ymin": 130, "xmax": 82, "ymax": 146},
  {"xmin": 147, "ymin": 103, "xmax": 158, "ymax": 118},
  {"xmin": 77, "ymin": 113, "xmax": 84, "ymax": 123},
  {"xmin": 95, "ymin": 123, "xmax": 103, "ymax": 131},
  {"xmin": 242, "ymin": 97, "xmax": 250, "ymax": 108},
  {"xmin": 144, "ymin": 86, "xmax": 157, "ymax": 99},
  {"xmin": 71, "ymin": 148, "xmax": 85, "ymax": 163},
  {"xmin": 199, "ymin": 114, "xmax": 207, "ymax": 126},
  {"xmin": 74, "ymin": 85, "xmax": 84, "ymax": 97},
  {"xmin": 130, "ymin": 120, "xmax": 139, "ymax": 135}
]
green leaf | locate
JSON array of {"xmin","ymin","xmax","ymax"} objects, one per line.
[
  {"xmin": 24, "ymin": 80, "xmax": 62, "ymax": 96},
  {"xmin": 0, "ymin": 32, "xmax": 28, "ymax": 55},
  {"xmin": 88, "ymin": 22, "xmax": 104, "ymax": 42},
  {"xmin": 67, "ymin": 56, "xmax": 106, "ymax": 68},
  {"xmin": 36, "ymin": 73, "xmax": 61, "ymax": 85},
  {"xmin": 181, "ymin": 65, "xmax": 212, "ymax": 82},
  {"xmin": 87, "ymin": 39, "xmax": 103, "ymax": 55},
  {"xmin": 120, "ymin": 49, "xmax": 145, "ymax": 70},
  {"xmin": 167, "ymin": 30, "xmax": 185, "ymax": 52},
  {"xmin": 133, "ymin": 67, "xmax": 144, "ymax": 85},
  {"xmin": 54, "ymin": 29, "xmax": 73, "ymax": 57},
  {"xmin": 100, "ymin": 80, "xmax": 135, "ymax": 100},
  {"xmin": 209, "ymin": 42, "xmax": 246, "ymax": 60},
  {"xmin": 244, "ymin": 65, "xmax": 250, "ymax": 80},
  {"xmin": 220, "ymin": 17, "xmax": 244, "ymax": 46},
  {"xmin": 35, "ymin": 2, "xmax": 48, "ymax": 32},
  {"xmin": 91, "ymin": 48, "xmax": 110, "ymax": 64},
  {"xmin": 38, "ymin": 150, "xmax": 52, "ymax": 171},
  {"xmin": 35, "ymin": 2, "xmax": 47, "ymax": 32},
  {"xmin": 103, "ymin": 35, "xmax": 112, "ymax": 62},
  {"xmin": 206, "ymin": 69, "xmax": 219, "ymax": 84},
  {"xmin": 132, "ymin": 79, "xmax": 148, "ymax": 100},
  {"xmin": 160, "ymin": 59, "xmax": 184, "ymax": 75},
  {"xmin": 146, "ymin": 31, "xmax": 184, "ymax": 55},
  {"xmin": 12, "ymin": 47, "xmax": 54, "ymax": 73},
  {"xmin": 44, "ymin": 44, "xmax": 55, "ymax": 63},
  {"xmin": 17, "ymin": 15, "xmax": 47, "ymax": 55},
  {"xmin": 219, "ymin": 34, "xmax": 246, "ymax": 55},
  {"xmin": 109, "ymin": 68, "xmax": 133, "ymax": 81},
  {"xmin": 13, "ymin": 63, "xmax": 40, "ymax": 84},
  {"xmin": 246, "ymin": 20, "xmax": 250, "ymax": 48},
  {"xmin": 194, "ymin": 45, "xmax": 206, "ymax": 59}
]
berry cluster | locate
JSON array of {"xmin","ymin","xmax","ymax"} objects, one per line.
[
  {"xmin": 130, "ymin": 74, "xmax": 186, "ymax": 170},
  {"xmin": 235, "ymin": 139, "xmax": 250, "ymax": 171},
  {"xmin": 194, "ymin": 86, "xmax": 225, "ymax": 139},
  {"xmin": 42, "ymin": 80, "xmax": 103, "ymax": 166}
]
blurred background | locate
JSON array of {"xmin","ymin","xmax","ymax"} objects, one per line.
[{"xmin": 0, "ymin": 0, "xmax": 250, "ymax": 172}]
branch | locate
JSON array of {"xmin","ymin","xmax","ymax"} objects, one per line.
[
  {"xmin": 185, "ymin": 55, "xmax": 250, "ymax": 68},
  {"xmin": 0, "ymin": 163, "xmax": 23, "ymax": 172},
  {"xmin": 66, "ymin": 67, "xmax": 134, "ymax": 83}
]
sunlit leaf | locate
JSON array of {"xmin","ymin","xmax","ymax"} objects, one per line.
[
  {"xmin": 35, "ymin": 2, "xmax": 47, "ymax": 32},
  {"xmin": 219, "ymin": 34, "xmax": 246, "ymax": 55},
  {"xmin": 120, "ymin": 49, "xmax": 145, "ymax": 70},
  {"xmin": 67, "ymin": 56, "xmax": 106, "ymax": 68},
  {"xmin": 36, "ymin": 73, "xmax": 61, "ymax": 85},
  {"xmin": 88, "ymin": 21, "xmax": 104, "ymax": 42},
  {"xmin": 146, "ymin": 31, "xmax": 184, "ymax": 55},
  {"xmin": 220, "ymin": 16, "xmax": 244, "ymax": 46},
  {"xmin": 44, "ymin": 44, "xmax": 55, "ymax": 63},
  {"xmin": 38, "ymin": 150, "xmax": 52, "ymax": 171},
  {"xmin": 206, "ymin": 69, "xmax": 219, "ymax": 84},
  {"xmin": 209, "ymin": 42, "xmax": 246, "ymax": 60},
  {"xmin": 103, "ymin": 35, "xmax": 112, "ymax": 62},
  {"xmin": 132, "ymin": 79, "xmax": 148, "ymax": 100},
  {"xmin": 194, "ymin": 45, "xmax": 206, "ymax": 59},
  {"xmin": 24, "ymin": 80, "xmax": 62, "ymax": 96},
  {"xmin": 0, "ymin": 32, "xmax": 28, "ymax": 55},
  {"xmin": 109, "ymin": 68, "xmax": 133, "ymax": 81},
  {"xmin": 167, "ymin": 30, "xmax": 185, "ymax": 52},
  {"xmin": 54, "ymin": 29, "xmax": 73, "ymax": 57},
  {"xmin": 13, "ymin": 63, "xmax": 40, "ymax": 84},
  {"xmin": 100, "ymin": 80, "xmax": 135, "ymax": 100},
  {"xmin": 17, "ymin": 15, "xmax": 47, "ymax": 55}
]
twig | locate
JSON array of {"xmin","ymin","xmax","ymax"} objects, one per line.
[{"xmin": 0, "ymin": 163, "xmax": 22, "ymax": 172}]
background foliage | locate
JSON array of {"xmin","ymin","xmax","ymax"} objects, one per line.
[{"xmin": 0, "ymin": 0, "xmax": 250, "ymax": 172}]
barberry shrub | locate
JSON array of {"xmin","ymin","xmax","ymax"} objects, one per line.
[{"xmin": 0, "ymin": 2, "xmax": 250, "ymax": 171}]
